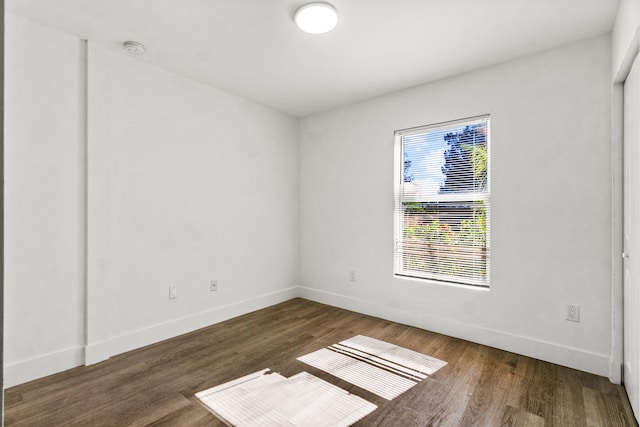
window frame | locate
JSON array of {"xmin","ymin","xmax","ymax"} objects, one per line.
[{"xmin": 393, "ymin": 115, "xmax": 491, "ymax": 288}]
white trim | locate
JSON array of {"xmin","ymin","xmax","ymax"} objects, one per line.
[
  {"xmin": 84, "ymin": 340, "xmax": 111, "ymax": 365},
  {"xmin": 611, "ymin": 80, "xmax": 625, "ymax": 385},
  {"xmin": 398, "ymin": 192, "xmax": 488, "ymax": 204},
  {"xmin": 4, "ymin": 287, "xmax": 612, "ymax": 387},
  {"xmin": 298, "ymin": 287, "xmax": 611, "ymax": 377},
  {"xmin": 395, "ymin": 114, "xmax": 490, "ymax": 137},
  {"xmin": 394, "ymin": 273, "xmax": 490, "ymax": 291},
  {"xmin": 108, "ymin": 287, "xmax": 298, "ymax": 357},
  {"xmin": 4, "ymin": 346, "xmax": 85, "ymax": 388},
  {"xmin": 5, "ymin": 287, "xmax": 298, "ymax": 388},
  {"xmin": 610, "ymin": 34, "xmax": 640, "ymax": 384},
  {"xmin": 393, "ymin": 133, "xmax": 403, "ymax": 275},
  {"xmin": 610, "ymin": 357, "xmax": 623, "ymax": 385}
]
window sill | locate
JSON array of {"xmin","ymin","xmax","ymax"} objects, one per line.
[{"xmin": 394, "ymin": 274, "xmax": 490, "ymax": 291}]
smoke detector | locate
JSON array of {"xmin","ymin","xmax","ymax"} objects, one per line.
[{"xmin": 123, "ymin": 41, "xmax": 145, "ymax": 55}]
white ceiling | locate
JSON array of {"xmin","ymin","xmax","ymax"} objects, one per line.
[{"xmin": 8, "ymin": 0, "xmax": 620, "ymax": 117}]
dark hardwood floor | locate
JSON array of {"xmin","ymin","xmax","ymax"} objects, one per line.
[{"xmin": 4, "ymin": 298, "xmax": 637, "ymax": 426}]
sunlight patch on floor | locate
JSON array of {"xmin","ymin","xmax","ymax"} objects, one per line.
[
  {"xmin": 196, "ymin": 369, "xmax": 376, "ymax": 427},
  {"xmin": 298, "ymin": 335, "xmax": 447, "ymax": 400}
]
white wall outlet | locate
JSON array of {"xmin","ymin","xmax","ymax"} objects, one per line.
[
  {"xmin": 349, "ymin": 270, "xmax": 356, "ymax": 282},
  {"xmin": 567, "ymin": 305, "xmax": 580, "ymax": 322},
  {"xmin": 210, "ymin": 279, "xmax": 218, "ymax": 292},
  {"xmin": 169, "ymin": 285, "xmax": 177, "ymax": 299}
]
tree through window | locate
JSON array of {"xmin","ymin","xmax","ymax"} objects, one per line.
[{"xmin": 394, "ymin": 116, "xmax": 490, "ymax": 287}]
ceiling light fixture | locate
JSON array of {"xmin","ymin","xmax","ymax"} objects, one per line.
[{"xmin": 294, "ymin": 3, "xmax": 338, "ymax": 34}]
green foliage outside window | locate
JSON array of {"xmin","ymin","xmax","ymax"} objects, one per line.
[{"xmin": 401, "ymin": 203, "xmax": 487, "ymax": 280}]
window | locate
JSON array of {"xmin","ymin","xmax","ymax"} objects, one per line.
[{"xmin": 394, "ymin": 116, "xmax": 490, "ymax": 287}]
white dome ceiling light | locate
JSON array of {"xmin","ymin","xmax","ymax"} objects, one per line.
[
  {"xmin": 123, "ymin": 41, "xmax": 146, "ymax": 55},
  {"xmin": 294, "ymin": 3, "xmax": 338, "ymax": 34}
]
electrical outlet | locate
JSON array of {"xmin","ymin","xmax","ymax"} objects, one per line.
[
  {"xmin": 169, "ymin": 285, "xmax": 177, "ymax": 299},
  {"xmin": 349, "ymin": 270, "xmax": 356, "ymax": 282},
  {"xmin": 567, "ymin": 305, "xmax": 580, "ymax": 322},
  {"xmin": 210, "ymin": 279, "xmax": 218, "ymax": 292}
]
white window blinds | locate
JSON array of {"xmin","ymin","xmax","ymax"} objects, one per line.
[{"xmin": 394, "ymin": 116, "xmax": 490, "ymax": 287}]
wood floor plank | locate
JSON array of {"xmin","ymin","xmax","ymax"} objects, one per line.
[
  {"xmin": 520, "ymin": 358, "xmax": 557, "ymax": 420},
  {"xmin": 548, "ymin": 363, "xmax": 588, "ymax": 426},
  {"xmin": 146, "ymin": 402, "xmax": 220, "ymax": 427},
  {"xmin": 125, "ymin": 394, "xmax": 193, "ymax": 427},
  {"xmin": 4, "ymin": 298, "xmax": 637, "ymax": 426},
  {"xmin": 583, "ymin": 386, "xmax": 636, "ymax": 427},
  {"xmin": 499, "ymin": 405, "xmax": 544, "ymax": 427},
  {"xmin": 465, "ymin": 348, "xmax": 524, "ymax": 426}
]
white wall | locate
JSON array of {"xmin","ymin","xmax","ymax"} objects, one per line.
[
  {"xmin": 86, "ymin": 43, "xmax": 299, "ymax": 360},
  {"xmin": 299, "ymin": 36, "xmax": 613, "ymax": 376},
  {"xmin": 5, "ymin": 14, "xmax": 299, "ymax": 386},
  {"xmin": 4, "ymin": 14, "xmax": 86, "ymax": 386},
  {"xmin": 612, "ymin": 0, "xmax": 640, "ymax": 81}
]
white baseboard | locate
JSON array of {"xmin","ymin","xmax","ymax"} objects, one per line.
[
  {"xmin": 84, "ymin": 339, "xmax": 111, "ymax": 365},
  {"xmin": 107, "ymin": 286, "xmax": 299, "ymax": 357},
  {"xmin": 609, "ymin": 357, "xmax": 623, "ymax": 384},
  {"xmin": 5, "ymin": 287, "xmax": 299, "ymax": 388},
  {"xmin": 298, "ymin": 286, "xmax": 611, "ymax": 378},
  {"xmin": 5, "ymin": 286, "xmax": 612, "ymax": 388},
  {"xmin": 4, "ymin": 346, "xmax": 85, "ymax": 388}
]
